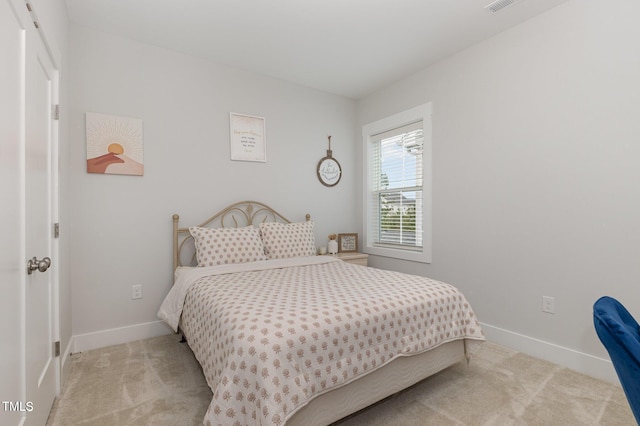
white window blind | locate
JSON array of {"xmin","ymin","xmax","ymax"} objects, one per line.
[
  {"xmin": 362, "ymin": 102, "xmax": 432, "ymax": 263},
  {"xmin": 369, "ymin": 121, "xmax": 424, "ymax": 250}
]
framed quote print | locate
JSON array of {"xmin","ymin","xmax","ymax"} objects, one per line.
[
  {"xmin": 338, "ymin": 233, "xmax": 358, "ymax": 253},
  {"xmin": 229, "ymin": 113, "xmax": 266, "ymax": 162}
]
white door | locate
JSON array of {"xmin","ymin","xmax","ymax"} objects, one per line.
[
  {"xmin": 25, "ymin": 8, "xmax": 58, "ymax": 425},
  {"xmin": 1, "ymin": 0, "xmax": 59, "ymax": 424}
]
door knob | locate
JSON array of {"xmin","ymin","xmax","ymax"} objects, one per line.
[{"xmin": 27, "ymin": 257, "xmax": 51, "ymax": 274}]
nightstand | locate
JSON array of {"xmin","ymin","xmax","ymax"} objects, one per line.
[{"xmin": 333, "ymin": 252, "xmax": 368, "ymax": 267}]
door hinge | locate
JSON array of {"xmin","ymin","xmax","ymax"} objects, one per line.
[
  {"xmin": 52, "ymin": 104, "xmax": 60, "ymax": 120},
  {"xmin": 54, "ymin": 341, "xmax": 60, "ymax": 357},
  {"xmin": 53, "ymin": 223, "xmax": 60, "ymax": 238}
]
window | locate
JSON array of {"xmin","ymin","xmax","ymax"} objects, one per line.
[{"xmin": 362, "ymin": 103, "xmax": 432, "ymax": 263}]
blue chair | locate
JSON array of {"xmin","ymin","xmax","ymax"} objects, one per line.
[{"xmin": 593, "ymin": 296, "xmax": 640, "ymax": 424}]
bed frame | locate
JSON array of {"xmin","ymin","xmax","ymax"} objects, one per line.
[
  {"xmin": 172, "ymin": 201, "xmax": 465, "ymax": 425},
  {"xmin": 173, "ymin": 200, "xmax": 310, "ymax": 270}
]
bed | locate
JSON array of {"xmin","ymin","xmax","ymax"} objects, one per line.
[{"xmin": 158, "ymin": 201, "xmax": 484, "ymax": 426}]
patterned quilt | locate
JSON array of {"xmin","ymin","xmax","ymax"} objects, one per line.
[{"xmin": 158, "ymin": 256, "xmax": 484, "ymax": 425}]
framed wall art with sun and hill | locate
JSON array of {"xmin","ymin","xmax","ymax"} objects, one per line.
[{"xmin": 86, "ymin": 112, "xmax": 144, "ymax": 176}]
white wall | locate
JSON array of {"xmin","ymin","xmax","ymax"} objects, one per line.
[
  {"xmin": 67, "ymin": 1, "xmax": 640, "ymax": 382},
  {"xmin": 357, "ymin": 0, "xmax": 640, "ymax": 381},
  {"xmin": 68, "ymin": 25, "xmax": 358, "ymax": 349}
]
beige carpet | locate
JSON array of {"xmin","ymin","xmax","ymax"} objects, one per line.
[{"xmin": 47, "ymin": 334, "xmax": 634, "ymax": 425}]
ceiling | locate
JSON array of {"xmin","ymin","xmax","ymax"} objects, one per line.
[{"xmin": 64, "ymin": 0, "xmax": 569, "ymax": 99}]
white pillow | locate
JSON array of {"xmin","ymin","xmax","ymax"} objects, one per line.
[
  {"xmin": 259, "ymin": 221, "xmax": 316, "ymax": 259},
  {"xmin": 189, "ymin": 226, "xmax": 267, "ymax": 266}
]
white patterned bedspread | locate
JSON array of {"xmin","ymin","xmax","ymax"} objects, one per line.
[{"xmin": 158, "ymin": 256, "xmax": 484, "ymax": 426}]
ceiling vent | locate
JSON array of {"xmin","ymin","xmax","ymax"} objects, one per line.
[{"xmin": 485, "ymin": 0, "xmax": 522, "ymax": 14}]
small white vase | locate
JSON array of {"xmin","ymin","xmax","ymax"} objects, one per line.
[{"xmin": 328, "ymin": 239, "xmax": 338, "ymax": 254}]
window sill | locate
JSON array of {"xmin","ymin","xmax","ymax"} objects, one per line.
[{"xmin": 363, "ymin": 245, "xmax": 431, "ymax": 264}]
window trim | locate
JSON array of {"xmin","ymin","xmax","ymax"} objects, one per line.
[{"xmin": 362, "ymin": 103, "xmax": 432, "ymax": 263}]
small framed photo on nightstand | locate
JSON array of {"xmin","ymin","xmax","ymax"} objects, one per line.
[{"xmin": 338, "ymin": 233, "xmax": 358, "ymax": 253}]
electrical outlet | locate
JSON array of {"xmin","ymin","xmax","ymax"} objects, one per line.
[
  {"xmin": 542, "ymin": 296, "xmax": 555, "ymax": 314},
  {"xmin": 131, "ymin": 284, "xmax": 142, "ymax": 300}
]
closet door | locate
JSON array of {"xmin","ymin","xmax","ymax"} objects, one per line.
[{"xmin": 24, "ymin": 5, "xmax": 58, "ymax": 424}]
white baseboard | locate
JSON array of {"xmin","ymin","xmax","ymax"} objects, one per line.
[
  {"xmin": 72, "ymin": 320, "xmax": 173, "ymax": 353},
  {"xmin": 481, "ymin": 322, "xmax": 618, "ymax": 383},
  {"xmin": 60, "ymin": 337, "xmax": 74, "ymax": 387},
  {"xmin": 68, "ymin": 320, "xmax": 617, "ymax": 384}
]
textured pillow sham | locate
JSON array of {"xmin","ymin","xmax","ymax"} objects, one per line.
[
  {"xmin": 189, "ymin": 226, "xmax": 267, "ymax": 266},
  {"xmin": 259, "ymin": 221, "xmax": 316, "ymax": 259}
]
